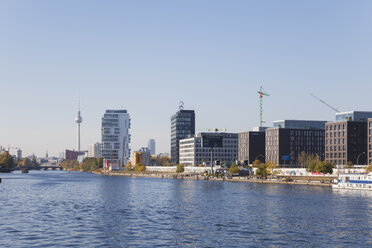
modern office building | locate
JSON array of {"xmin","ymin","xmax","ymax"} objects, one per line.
[
  {"xmin": 325, "ymin": 121, "xmax": 367, "ymax": 166},
  {"xmin": 148, "ymin": 139, "xmax": 156, "ymax": 155},
  {"xmin": 101, "ymin": 110, "xmax": 131, "ymax": 170},
  {"xmin": 179, "ymin": 132, "xmax": 238, "ymax": 166},
  {"xmin": 324, "ymin": 111, "xmax": 372, "ymax": 166},
  {"xmin": 171, "ymin": 109, "xmax": 195, "ymax": 164},
  {"xmin": 238, "ymin": 131, "xmax": 266, "ymax": 164},
  {"xmin": 265, "ymin": 120, "xmax": 326, "ymax": 166},
  {"xmin": 368, "ymin": 119, "xmax": 372, "ymax": 164},
  {"xmin": 335, "ymin": 111, "xmax": 372, "ymax": 122},
  {"xmin": 88, "ymin": 142, "xmax": 102, "ymax": 158}
]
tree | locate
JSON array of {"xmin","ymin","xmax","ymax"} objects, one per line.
[
  {"xmin": 298, "ymin": 151, "xmax": 307, "ymax": 168},
  {"xmin": 266, "ymin": 161, "xmax": 278, "ymax": 176},
  {"xmin": 125, "ymin": 162, "xmax": 133, "ymax": 171},
  {"xmin": 31, "ymin": 155, "xmax": 39, "ymax": 167},
  {"xmin": 0, "ymin": 152, "xmax": 15, "ymax": 169},
  {"xmin": 307, "ymin": 161, "xmax": 333, "ymax": 174},
  {"xmin": 134, "ymin": 163, "xmax": 146, "ymax": 172},
  {"xmin": 255, "ymin": 163, "xmax": 268, "ymax": 178},
  {"xmin": 252, "ymin": 159, "xmax": 261, "ymax": 168},
  {"xmin": 21, "ymin": 158, "xmax": 32, "ymax": 167},
  {"xmin": 97, "ymin": 157, "xmax": 104, "ymax": 168},
  {"xmin": 229, "ymin": 163, "xmax": 239, "ymax": 175},
  {"xmin": 176, "ymin": 164, "xmax": 185, "ymax": 173}
]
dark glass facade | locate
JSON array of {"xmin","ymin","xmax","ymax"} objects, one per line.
[
  {"xmin": 171, "ymin": 110, "xmax": 195, "ymax": 164},
  {"xmin": 325, "ymin": 121, "xmax": 367, "ymax": 165},
  {"xmin": 265, "ymin": 128, "xmax": 325, "ymax": 166},
  {"xmin": 238, "ymin": 131, "xmax": 266, "ymax": 164}
]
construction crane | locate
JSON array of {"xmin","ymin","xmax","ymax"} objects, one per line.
[
  {"xmin": 257, "ymin": 86, "xmax": 270, "ymax": 127},
  {"xmin": 310, "ymin": 93, "xmax": 339, "ymax": 112}
]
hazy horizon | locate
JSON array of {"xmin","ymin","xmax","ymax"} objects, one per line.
[{"xmin": 1, "ymin": 0, "xmax": 372, "ymax": 157}]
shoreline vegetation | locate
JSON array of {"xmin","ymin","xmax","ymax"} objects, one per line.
[
  {"xmin": 56, "ymin": 156, "xmax": 339, "ymax": 187},
  {"xmin": 94, "ymin": 170, "xmax": 335, "ymax": 187}
]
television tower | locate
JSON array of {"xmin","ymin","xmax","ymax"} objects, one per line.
[{"xmin": 75, "ymin": 93, "xmax": 83, "ymax": 151}]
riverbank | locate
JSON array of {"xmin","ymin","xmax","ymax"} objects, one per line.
[{"xmin": 95, "ymin": 170, "xmax": 334, "ymax": 187}]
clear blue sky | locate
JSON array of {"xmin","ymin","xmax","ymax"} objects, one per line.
[{"xmin": 1, "ymin": 0, "xmax": 371, "ymax": 157}]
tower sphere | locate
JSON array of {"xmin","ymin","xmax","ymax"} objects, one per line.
[{"xmin": 75, "ymin": 110, "xmax": 83, "ymax": 124}]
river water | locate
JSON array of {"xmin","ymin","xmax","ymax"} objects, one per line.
[{"xmin": 0, "ymin": 171, "xmax": 371, "ymax": 247}]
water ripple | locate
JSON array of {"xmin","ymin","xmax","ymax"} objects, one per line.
[{"xmin": 1, "ymin": 171, "xmax": 372, "ymax": 247}]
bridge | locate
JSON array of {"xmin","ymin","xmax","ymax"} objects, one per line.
[{"xmin": 39, "ymin": 165, "xmax": 63, "ymax": 170}]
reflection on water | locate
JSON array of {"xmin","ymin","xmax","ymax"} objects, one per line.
[{"xmin": 0, "ymin": 171, "xmax": 371, "ymax": 247}]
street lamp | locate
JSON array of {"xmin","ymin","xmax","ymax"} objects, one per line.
[{"xmin": 357, "ymin": 152, "xmax": 366, "ymax": 165}]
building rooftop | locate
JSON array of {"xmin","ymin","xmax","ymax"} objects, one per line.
[
  {"xmin": 105, "ymin": 110, "xmax": 128, "ymax": 113},
  {"xmin": 273, "ymin": 120, "xmax": 326, "ymax": 130},
  {"xmin": 335, "ymin": 111, "xmax": 372, "ymax": 122}
]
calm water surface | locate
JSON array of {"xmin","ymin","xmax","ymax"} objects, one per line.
[{"xmin": 0, "ymin": 171, "xmax": 371, "ymax": 247}]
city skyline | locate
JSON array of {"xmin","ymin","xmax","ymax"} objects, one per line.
[{"xmin": 1, "ymin": 0, "xmax": 372, "ymax": 157}]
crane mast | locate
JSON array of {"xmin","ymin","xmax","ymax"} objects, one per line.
[{"xmin": 257, "ymin": 86, "xmax": 270, "ymax": 127}]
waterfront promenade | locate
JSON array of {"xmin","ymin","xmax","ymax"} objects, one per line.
[{"xmin": 97, "ymin": 170, "xmax": 335, "ymax": 187}]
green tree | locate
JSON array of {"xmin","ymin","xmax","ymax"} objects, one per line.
[
  {"xmin": 255, "ymin": 163, "xmax": 268, "ymax": 178},
  {"xmin": 0, "ymin": 152, "xmax": 15, "ymax": 169},
  {"xmin": 307, "ymin": 161, "xmax": 334, "ymax": 174},
  {"xmin": 176, "ymin": 164, "xmax": 185, "ymax": 173},
  {"xmin": 266, "ymin": 161, "xmax": 278, "ymax": 176},
  {"xmin": 97, "ymin": 157, "xmax": 104, "ymax": 168},
  {"xmin": 229, "ymin": 163, "xmax": 239, "ymax": 175},
  {"xmin": 73, "ymin": 160, "xmax": 80, "ymax": 171}
]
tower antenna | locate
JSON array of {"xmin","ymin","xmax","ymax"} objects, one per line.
[
  {"xmin": 257, "ymin": 86, "xmax": 270, "ymax": 127},
  {"xmin": 75, "ymin": 90, "xmax": 83, "ymax": 151}
]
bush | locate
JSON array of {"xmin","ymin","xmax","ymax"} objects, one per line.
[
  {"xmin": 366, "ymin": 164, "xmax": 372, "ymax": 173},
  {"xmin": 176, "ymin": 164, "xmax": 185, "ymax": 173}
]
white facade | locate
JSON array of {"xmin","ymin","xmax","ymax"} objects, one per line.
[
  {"xmin": 88, "ymin": 142, "xmax": 102, "ymax": 158},
  {"xmin": 101, "ymin": 110, "xmax": 131, "ymax": 170},
  {"xmin": 179, "ymin": 132, "xmax": 239, "ymax": 166},
  {"xmin": 148, "ymin": 139, "xmax": 156, "ymax": 155}
]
